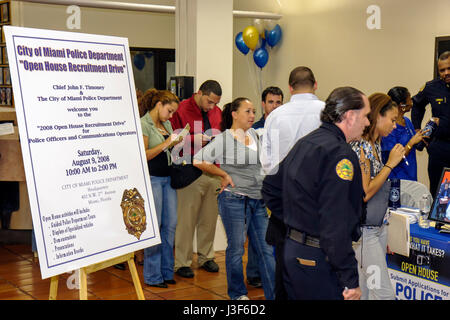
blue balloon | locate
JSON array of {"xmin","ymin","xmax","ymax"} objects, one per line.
[
  {"xmin": 235, "ymin": 32, "xmax": 250, "ymax": 55},
  {"xmin": 267, "ymin": 24, "xmax": 282, "ymax": 47},
  {"xmin": 253, "ymin": 47, "xmax": 269, "ymax": 68},
  {"xmin": 133, "ymin": 54, "xmax": 145, "ymax": 70},
  {"xmin": 257, "ymin": 37, "xmax": 266, "ymax": 50}
]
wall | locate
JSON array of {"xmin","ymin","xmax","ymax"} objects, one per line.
[
  {"xmin": 233, "ymin": 0, "xmax": 450, "ymax": 188},
  {"xmin": 7, "ymin": 0, "xmax": 449, "ymax": 219},
  {"xmin": 11, "ymin": 0, "xmax": 176, "ymax": 48},
  {"xmin": 7, "ymin": 0, "xmax": 177, "ymax": 229}
]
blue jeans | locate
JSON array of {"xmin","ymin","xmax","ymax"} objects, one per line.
[
  {"xmin": 246, "ymin": 243, "xmax": 260, "ymax": 279},
  {"xmin": 218, "ymin": 191, "xmax": 275, "ymax": 300},
  {"xmin": 144, "ymin": 176, "xmax": 177, "ymax": 285}
]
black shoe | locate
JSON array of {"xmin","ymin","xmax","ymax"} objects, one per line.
[
  {"xmin": 164, "ymin": 279, "xmax": 176, "ymax": 285},
  {"xmin": 176, "ymin": 267, "xmax": 194, "ymax": 278},
  {"xmin": 113, "ymin": 263, "xmax": 126, "ymax": 270},
  {"xmin": 147, "ymin": 282, "xmax": 168, "ymax": 288},
  {"xmin": 201, "ymin": 260, "xmax": 219, "ymax": 273},
  {"xmin": 247, "ymin": 277, "xmax": 262, "ymax": 288}
]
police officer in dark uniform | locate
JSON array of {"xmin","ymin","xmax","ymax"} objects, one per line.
[
  {"xmin": 263, "ymin": 87, "xmax": 369, "ymax": 300},
  {"xmin": 412, "ymin": 51, "xmax": 450, "ymax": 196}
]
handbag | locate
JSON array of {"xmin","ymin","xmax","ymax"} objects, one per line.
[
  {"xmin": 363, "ymin": 180, "xmax": 391, "ymax": 227},
  {"xmin": 170, "ymin": 162, "xmax": 202, "ymax": 189}
]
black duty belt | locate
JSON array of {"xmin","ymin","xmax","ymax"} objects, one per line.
[{"xmin": 288, "ymin": 229, "xmax": 321, "ymax": 249}]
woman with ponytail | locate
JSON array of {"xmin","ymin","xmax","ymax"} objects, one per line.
[
  {"xmin": 193, "ymin": 97, "xmax": 275, "ymax": 300},
  {"xmin": 350, "ymin": 93, "xmax": 405, "ymax": 300},
  {"xmin": 380, "ymin": 86, "xmax": 427, "ymax": 181},
  {"xmin": 140, "ymin": 89, "xmax": 182, "ymax": 288}
]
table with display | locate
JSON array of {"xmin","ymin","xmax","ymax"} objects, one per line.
[{"xmin": 387, "ymin": 222, "xmax": 450, "ymax": 300}]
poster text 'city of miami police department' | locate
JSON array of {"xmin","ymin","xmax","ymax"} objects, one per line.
[{"xmin": 4, "ymin": 26, "xmax": 160, "ymax": 279}]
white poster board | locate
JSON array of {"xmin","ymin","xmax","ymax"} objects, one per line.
[{"xmin": 4, "ymin": 26, "xmax": 160, "ymax": 279}]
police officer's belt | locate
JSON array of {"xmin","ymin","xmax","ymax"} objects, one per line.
[{"xmin": 288, "ymin": 229, "xmax": 321, "ymax": 248}]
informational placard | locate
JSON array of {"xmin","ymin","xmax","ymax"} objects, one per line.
[{"xmin": 4, "ymin": 26, "xmax": 160, "ymax": 279}]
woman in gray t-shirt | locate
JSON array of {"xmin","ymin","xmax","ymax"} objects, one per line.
[{"xmin": 193, "ymin": 97, "xmax": 275, "ymax": 300}]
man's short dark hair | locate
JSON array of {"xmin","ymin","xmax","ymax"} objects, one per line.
[
  {"xmin": 288, "ymin": 66, "xmax": 315, "ymax": 90},
  {"xmin": 199, "ymin": 80, "xmax": 222, "ymax": 96},
  {"xmin": 261, "ymin": 86, "xmax": 284, "ymax": 102},
  {"xmin": 320, "ymin": 87, "xmax": 365, "ymax": 124},
  {"xmin": 438, "ymin": 51, "xmax": 450, "ymax": 61}
]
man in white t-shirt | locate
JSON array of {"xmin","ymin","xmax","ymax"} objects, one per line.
[
  {"xmin": 260, "ymin": 66, "xmax": 325, "ymax": 175},
  {"xmin": 260, "ymin": 66, "xmax": 324, "ymax": 300}
]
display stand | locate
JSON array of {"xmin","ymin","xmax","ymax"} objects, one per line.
[{"xmin": 48, "ymin": 252, "xmax": 145, "ymax": 300}]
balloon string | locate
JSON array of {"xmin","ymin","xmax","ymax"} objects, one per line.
[
  {"xmin": 246, "ymin": 53, "xmax": 260, "ymax": 101},
  {"xmin": 258, "ymin": 67, "xmax": 263, "ymax": 97},
  {"xmin": 254, "ymin": 59, "xmax": 263, "ymax": 101},
  {"xmin": 252, "ymin": 53, "xmax": 263, "ymax": 99}
]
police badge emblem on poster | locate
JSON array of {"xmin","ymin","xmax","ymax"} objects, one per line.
[{"xmin": 121, "ymin": 188, "xmax": 147, "ymax": 240}]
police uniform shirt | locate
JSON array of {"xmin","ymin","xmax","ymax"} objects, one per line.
[
  {"xmin": 412, "ymin": 78, "xmax": 450, "ymax": 195},
  {"xmin": 412, "ymin": 78, "xmax": 450, "ymax": 141},
  {"xmin": 281, "ymin": 122, "xmax": 365, "ymax": 288}
]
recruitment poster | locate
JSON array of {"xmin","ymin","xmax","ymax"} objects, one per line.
[
  {"xmin": 387, "ymin": 224, "xmax": 450, "ymax": 300},
  {"xmin": 4, "ymin": 26, "xmax": 160, "ymax": 279}
]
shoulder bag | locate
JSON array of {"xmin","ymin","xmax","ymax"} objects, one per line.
[
  {"xmin": 363, "ymin": 180, "xmax": 391, "ymax": 226},
  {"xmin": 170, "ymin": 162, "xmax": 202, "ymax": 189}
]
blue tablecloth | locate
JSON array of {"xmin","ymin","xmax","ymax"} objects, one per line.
[{"xmin": 387, "ymin": 223, "xmax": 450, "ymax": 300}]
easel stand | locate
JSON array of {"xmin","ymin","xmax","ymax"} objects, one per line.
[{"xmin": 49, "ymin": 252, "xmax": 145, "ymax": 300}]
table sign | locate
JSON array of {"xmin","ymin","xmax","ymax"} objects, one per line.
[
  {"xmin": 4, "ymin": 26, "xmax": 160, "ymax": 279},
  {"xmin": 387, "ymin": 223, "xmax": 449, "ymax": 300}
]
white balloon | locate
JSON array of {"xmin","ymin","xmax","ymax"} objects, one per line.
[
  {"xmin": 253, "ymin": 18, "xmax": 265, "ymax": 35},
  {"xmin": 264, "ymin": 19, "xmax": 277, "ymax": 31}
]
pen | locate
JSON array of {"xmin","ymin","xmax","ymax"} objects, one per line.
[{"xmin": 402, "ymin": 155, "xmax": 409, "ymax": 166}]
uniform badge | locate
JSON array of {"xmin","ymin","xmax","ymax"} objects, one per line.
[
  {"xmin": 336, "ymin": 159, "xmax": 354, "ymax": 181},
  {"xmin": 120, "ymin": 188, "xmax": 147, "ymax": 240}
]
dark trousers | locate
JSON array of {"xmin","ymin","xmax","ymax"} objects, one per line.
[
  {"xmin": 428, "ymin": 142, "xmax": 450, "ymax": 197},
  {"xmin": 283, "ymin": 238, "xmax": 343, "ymax": 300},
  {"xmin": 265, "ymin": 215, "xmax": 288, "ymax": 300},
  {"xmin": 274, "ymin": 241, "xmax": 287, "ymax": 300}
]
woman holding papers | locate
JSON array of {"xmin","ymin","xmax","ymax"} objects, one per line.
[
  {"xmin": 193, "ymin": 98, "xmax": 275, "ymax": 300},
  {"xmin": 140, "ymin": 89, "xmax": 183, "ymax": 288},
  {"xmin": 350, "ymin": 93, "xmax": 405, "ymax": 300}
]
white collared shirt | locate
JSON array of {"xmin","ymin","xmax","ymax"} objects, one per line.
[{"xmin": 260, "ymin": 93, "xmax": 325, "ymax": 174}]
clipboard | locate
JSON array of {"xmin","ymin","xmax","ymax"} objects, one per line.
[{"xmin": 387, "ymin": 210, "xmax": 410, "ymax": 257}]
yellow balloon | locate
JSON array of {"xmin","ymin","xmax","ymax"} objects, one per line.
[{"xmin": 242, "ymin": 26, "xmax": 259, "ymax": 50}]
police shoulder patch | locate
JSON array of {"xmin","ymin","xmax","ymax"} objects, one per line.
[{"xmin": 336, "ymin": 159, "xmax": 354, "ymax": 181}]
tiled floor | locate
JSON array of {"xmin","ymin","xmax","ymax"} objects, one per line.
[{"xmin": 0, "ymin": 244, "xmax": 266, "ymax": 300}]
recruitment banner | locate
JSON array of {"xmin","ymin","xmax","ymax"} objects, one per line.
[
  {"xmin": 387, "ymin": 224, "xmax": 450, "ymax": 300},
  {"xmin": 4, "ymin": 26, "xmax": 160, "ymax": 279}
]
